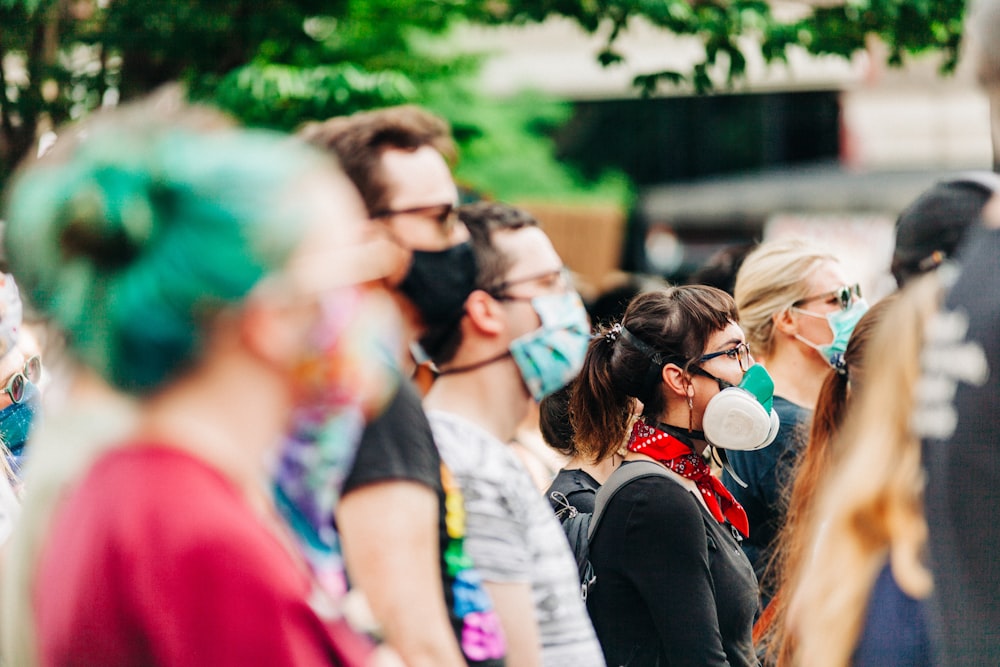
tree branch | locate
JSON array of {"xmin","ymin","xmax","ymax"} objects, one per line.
[{"xmin": 0, "ymin": 34, "xmax": 14, "ymax": 144}]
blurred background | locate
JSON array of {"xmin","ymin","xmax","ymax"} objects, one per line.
[{"xmin": 1, "ymin": 0, "xmax": 987, "ymax": 301}]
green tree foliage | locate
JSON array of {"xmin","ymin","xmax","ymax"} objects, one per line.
[
  {"xmin": 476, "ymin": 0, "xmax": 968, "ymax": 95},
  {"xmin": 0, "ymin": 0, "xmax": 971, "ymax": 194}
]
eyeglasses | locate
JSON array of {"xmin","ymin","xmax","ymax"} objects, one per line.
[
  {"xmin": 3, "ymin": 355, "xmax": 41, "ymax": 404},
  {"xmin": 489, "ymin": 266, "xmax": 570, "ymax": 300},
  {"xmin": 698, "ymin": 342, "xmax": 751, "ymax": 372},
  {"xmin": 792, "ymin": 283, "xmax": 861, "ymax": 311},
  {"xmin": 371, "ymin": 203, "xmax": 458, "ymax": 229}
]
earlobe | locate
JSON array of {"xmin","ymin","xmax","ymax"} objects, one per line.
[{"xmin": 239, "ymin": 298, "xmax": 309, "ymax": 370}]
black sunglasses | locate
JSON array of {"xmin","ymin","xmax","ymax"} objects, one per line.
[
  {"xmin": 371, "ymin": 203, "xmax": 458, "ymax": 228},
  {"xmin": 3, "ymin": 355, "xmax": 41, "ymax": 404}
]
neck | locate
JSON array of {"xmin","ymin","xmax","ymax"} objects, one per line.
[
  {"xmin": 391, "ymin": 291, "xmax": 423, "ymax": 377},
  {"xmin": 759, "ymin": 344, "xmax": 828, "ymax": 409},
  {"xmin": 655, "ymin": 401, "xmax": 710, "ymax": 454},
  {"xmin": 139, "ymin": 355, "xmax": 292, "ymax": 510},
  {"xmin": 565, "ymin": 452, "xmax": 619, "ymax": 485},
  {"xmin": 424, "ymin": 352, "xmax": 528, "ymax": 443}
]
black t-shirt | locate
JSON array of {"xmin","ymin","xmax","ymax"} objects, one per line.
[
  {"xmin": 343, "ymin": 381, "xmax": 440, "ymax": 494},
  {"xmin": 546, "ymin": 468, "xmax": 601, "ymax": 516},
  {"xmin": 918, "ymin": 227, "xmax": 1000, "ymax": 667},
  {"xmin": 342, "ymin": 381, "xmax": 504, "ymax": 667},
  {"xmin": 588, "ymin": 462, "xmax": 760, "ymax": 667}
]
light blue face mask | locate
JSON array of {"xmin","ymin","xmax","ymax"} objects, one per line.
[
  {"xmin": 509, "ymin": 291, "xmax": 591, "ymax": 402},
  {"xmin": 794, "ymin": 298, "xmax": 869, "ymax": 368},
  {"xmin": 2, "ymin": 380, "xmax": 40, "ymax": 473}
]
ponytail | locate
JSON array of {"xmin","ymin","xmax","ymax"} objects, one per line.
[{"xmin": 570, "ymin": 325, "xmax": 635, "ymax": 464}]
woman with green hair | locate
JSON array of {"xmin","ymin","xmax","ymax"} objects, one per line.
[{"xmin": 0, "ymin": 95, "xmax": 400, "ymax": 667}]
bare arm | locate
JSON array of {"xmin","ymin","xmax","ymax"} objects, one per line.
[
  {"xmin": 482, "ymin": 581, "xmax": 543, "ymax": 667},
  {"xmin": 338, "ymin": 480, "xmax": 467, "ymax": 667}
]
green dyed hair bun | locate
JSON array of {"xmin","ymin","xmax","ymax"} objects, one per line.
[{"xmin": 3, "ymin": 99, "xmax": 333, "ymax": 393}]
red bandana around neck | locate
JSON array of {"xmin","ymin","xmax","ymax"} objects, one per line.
[{"xmin": 627, "ymin": 420, "xmax": 749, "ymax": 537}]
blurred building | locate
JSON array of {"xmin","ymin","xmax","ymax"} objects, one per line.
[{"xmin": 455, "ymin": 16, "xmax": 992, "ymax": 295}]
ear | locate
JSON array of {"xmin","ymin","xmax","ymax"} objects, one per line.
[
  {"xmin": 463, "ymin": 290, "xmax": 505, "ymax": 337},
  {"xmin": 238, "ymin": 296, "xmax": 314, "ymax": 370},
  {"xmin": 660, "ymin": 363, "xmax": 692, "ymax": 400},
  {"xmin": 773, "ymin": 307, "xmax": 798, "ymax": 337}
]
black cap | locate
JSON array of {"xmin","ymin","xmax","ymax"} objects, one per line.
[{"xmin": 891, "ymin": 173, "xmax": 1000, "ymax": 287}]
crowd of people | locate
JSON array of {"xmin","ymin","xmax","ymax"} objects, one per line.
[{"xmin": 0, "ymin": 5, "xmax": 997, "ymax": 666}]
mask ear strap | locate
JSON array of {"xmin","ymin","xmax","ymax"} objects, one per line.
[
  {"xmin": 619, "ymin": 325, "xmax": 669, "ymax": 403},
  {"xmin": 436, "ymin": 350, "xmax": 511, "ymax": 376},
  {"xmin": 690, "ymin": 366, "xmax": 735, "ymax": 390},
  {"xmin": 713, "ymin": 447, "xmax": 749, "ymax": 488}
]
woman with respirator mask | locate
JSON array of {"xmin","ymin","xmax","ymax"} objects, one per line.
[
  {"xmin": 723, "ymin": 239, "xmax": 866, "ymax": 608},
  {"xmin": 571, "ymin": 285, "xmax": 775, "ymax": 667}
]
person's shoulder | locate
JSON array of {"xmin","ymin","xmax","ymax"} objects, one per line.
[
  {"xmin": 47, "ymin": 445, "xmax": 288, "ymax": 577},
  {"xmin": 83, "ymin": 445, "xmax": 230, "ymax": 501},
  {"xmin": 359, "ymin": 381, "xmax": 434, "ymax": 447},
  {"xmin": 772, "ymin": 395, "xmax": 812, "ymax": 424},
  {"xmin": 598, "ymin": 467, "xmax": 707, "ymax": 546},
  {"xmin": 427, "ymin": 410, "xmax": 509, "ymax": 458},
  {"xmin": 344, "ymin": 381, "xmax": 441, "ymax": 493},
  {"xmin": 611, "ymin": 465, "xmax": 703, "ymax": 518},
  {"xmin": 82, "ymin": 446, "xmax": 266, "ymax": 542},
  {"xmin": 548, "ymin": 468, "xmax": 600, "ymax": 496}
]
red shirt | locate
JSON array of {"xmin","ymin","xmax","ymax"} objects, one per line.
[{"xmin": 36, "ymin": 446, "xmax": 370, "ymax": 666}]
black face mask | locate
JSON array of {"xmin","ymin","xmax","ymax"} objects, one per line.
[{"xmin": 398, "ymin": 241, "xmax": 478, "ymax": 328}]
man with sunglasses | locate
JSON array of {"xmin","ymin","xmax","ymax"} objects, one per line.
[
  {"xmin": 298, "ymin": 107, "xmax": 503, "ymax": 667},
  {"xmin": 421, "ymin": 202, "xmax": 603, "ymax": 667}
]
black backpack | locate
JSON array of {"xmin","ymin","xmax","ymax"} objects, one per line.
[{"xmin": 552, "ymin": 461, "xmax": 674, "ymax": 599}]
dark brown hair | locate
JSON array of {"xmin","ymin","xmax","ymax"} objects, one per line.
[
  {"xmin": 298, "ymin": 105, "xmax": 456, "ymax": 215},
  {"xmin": 419, "ymin": 201, "xmax": 539, "ymax": 365},
  {"xmin": 539, "ymin": 382, "xmax": 577, "ymax": 458},
  {"xmin": 570, "ymin": 286, "xmax": 738, "ymax": 462}
]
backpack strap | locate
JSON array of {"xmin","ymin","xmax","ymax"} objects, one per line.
[{"xmin": 587, "ymin": 460, "xmax": 673, "ymax": 541}]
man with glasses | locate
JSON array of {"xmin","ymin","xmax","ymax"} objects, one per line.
[
  {"xmin": 422, "ymin": 202, "xmax": 603, "ymax": 667},
  {"xmin": 297, "ymin": 107, "xmax": 503, "ymax": 667}
]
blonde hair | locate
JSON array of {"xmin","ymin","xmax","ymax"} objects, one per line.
[
  {"xmin": 786, "ymin": 274, "xmax": 940, "ymax": 667},
  {"xmin": 734, "ymin": 239, "xmax": 838, "ymax": 359}
]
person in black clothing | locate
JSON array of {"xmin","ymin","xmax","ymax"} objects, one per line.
[
  {"xmin": 571, "ymin": 286, "xmax": 768, "ymax": 666},
  {"xmin": 298, "ymin": 107, "xmax": 505, "ymax": 667},
  {"xmin": 908, "ymin": 4, "xmax": 1000, "ymax": 664},
  {"xmin": 541, "ymin": 381, "xmax": 619, "ymax": 518}
]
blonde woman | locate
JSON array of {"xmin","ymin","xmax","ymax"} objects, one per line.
[
  {"xmin": 786, "ymin": 274, "xmax": 939, "ymax": 667},
  {"xmin": 753, "ymin": 294, "xmax": 896, "ymax": 665},
  {"xmin": 723, "ymin": 238, "xmax": 867, "ymax": 603}
]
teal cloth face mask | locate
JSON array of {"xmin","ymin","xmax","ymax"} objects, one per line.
[
  {"xmin": 509, "ymin": 291, "xmax": 591, "ymax": 402},
  {"xmin": 794, "ymin": 299, "xmax": 869, "ymax": 368}
]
